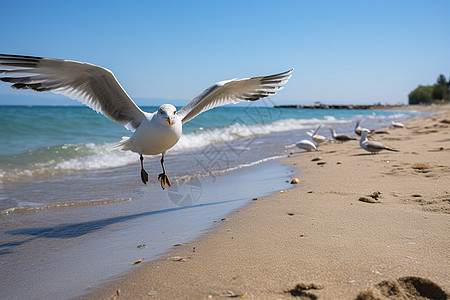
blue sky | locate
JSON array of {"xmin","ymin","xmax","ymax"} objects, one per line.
[{"xmin": 0, "ymin": 0, "xmax": 449, "ymax": 106}]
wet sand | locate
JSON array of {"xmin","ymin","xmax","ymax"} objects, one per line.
[{"xmin": 84, "ymin": 105, "xmax": 449, "ymax": 299}]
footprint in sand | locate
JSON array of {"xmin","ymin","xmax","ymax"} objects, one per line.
[
  {"xmin": 356, "ymin": 276, "xmax": 448, "ymax": 300},
  {"xmin": 359, "ymin": 191, "xmax": 382, "ymax": 204},
  {"xmin": 287, "ymin": 283, "xmax": 324, "ymax": 299}
]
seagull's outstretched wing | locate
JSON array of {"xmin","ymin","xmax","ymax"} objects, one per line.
[
  {"xmin": 0, "ymin": 54, "xmax": 145, "ymax": 131},
  {"xmin": 178, "ymin": 69, "xmax": 293, "ymax": 124}
]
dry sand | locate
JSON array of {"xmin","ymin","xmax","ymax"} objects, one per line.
[{"xmin": 84, "ymin": 105, "xmax": 449, "ymax": 300}]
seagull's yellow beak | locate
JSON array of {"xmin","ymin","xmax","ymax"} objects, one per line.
[{"xmin": 167, "ymin": 117, "xmax": 172, "ymax": 126}]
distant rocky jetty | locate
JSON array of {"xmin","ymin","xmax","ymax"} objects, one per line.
[{"xmin": 274, "ymin": 104, "xmax": 406, "ymax": 109}]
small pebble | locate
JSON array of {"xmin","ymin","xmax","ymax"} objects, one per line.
[
  {"xmin": 317, "ymin": 161, "xmax": 327, "ymax": 165},
  {"xmin": 412, "ymin": 194, "xmax": 422, "ymax": 197},
  {"xmin": 412, "ymin": 163, "xmax": 429, "ymax": 170},
  {"xmin": 291, "ymin": 178, "xmax": 300, "ymax": 184},
  {"xmin": 252, "ymin": 198, "xmax": 258, "ymax": 201},
  {"xmin": 311, "ymin": 157, "xmax": 322, "ymax": 161},
  {"xmin": 168, "ymin": 256, "xmax": 186, "ymax": 262},
  {"xmin": 148, "ymin": 291, "xmax": 157, "ymax": 296},
  {"xmin": 132, "ymin": 258, "xmax": 144, "ymax": 265},
  {"xmin": 336, "ymin": 161, "xmax": 342, "ymax": 164}
]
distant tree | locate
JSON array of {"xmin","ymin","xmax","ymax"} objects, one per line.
[
  {"xmin": 408, "ymin": 85, "xmax": 433, "ymax": 104},
  {"xmin": 409, "ymin": 74, "xmax": 449, "ymax": 104},
  {"xmin": 448, "ymin": 76, "xmax": 450, "ymax": 96},
  {"xmin": 432, "ymin": 84, "xmax": 446, "ymax": 100},
  {"xmin": 437, "ymin": 74, "xmax": 446, "ymax": 86}
]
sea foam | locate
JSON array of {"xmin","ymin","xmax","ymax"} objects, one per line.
[{"xmin": 0, "ymin": 111, "xmax": 422, "ymax": 184}]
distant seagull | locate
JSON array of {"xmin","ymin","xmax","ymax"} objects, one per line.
[
  {"xmin": 0, "ymin": 53, "xmax": 293, "ymax": 188},
  {"xmin": 355, "ymin": 120, "xmax": 363, "ymax": 136},
  {"xmin": 295, "ymin": 139, "xmax": 317, "ymax": 152},
  {"xmin": 306, "ymin": 124, "xmax": 327, "ymax": 144},
  {"xmin": 328, "ymin": 127, "xmax": 357, "ymax": 142},
  {"xmin": 359, "ymin": 129, "xmax": 399, "ymax": 154},
  {"xmin": 392, "ymin": 121, "xmax": 407, "ymax": 128},
  {"xmin": 355, "ymin": 120, "xmax": 376, "ymax": 136}
]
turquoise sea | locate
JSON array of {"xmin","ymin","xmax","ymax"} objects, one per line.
[
  {"xmin": 0, "ymin": 100, "xmax": 430, "ymax": 299},
  {"xmin": 0, "ymin": 103, "xmax": 426, "ymax": 190}
]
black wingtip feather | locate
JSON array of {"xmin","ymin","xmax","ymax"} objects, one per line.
[
  {"xmin": 0, "ymin": 76, "xmax": 32, "ymax": 83},
  {"xmin": 1, "ymin": 62, "xmax": 37, "ymax": 68},
  {"xmin": 11, "ymin": 82, "xmax": 49, "ymax": 92},
  {"xmin": 0, "ymin": 53, "xmax": 43, "ymax": 60},
  {"xmin": 11, "ymin": 83, "xmax": 28, "ymax": 89}
]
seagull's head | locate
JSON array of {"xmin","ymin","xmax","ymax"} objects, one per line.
[
  {"xmin": 157, "ymin": 104, "xmax": 177, "ymax": 127},
  {"xmin": 360, "ymin": 128, "xmax": 372, "ymax": 138}
]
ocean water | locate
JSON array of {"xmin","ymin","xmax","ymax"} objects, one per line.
[
  {"xmin": 0, "ymin": 103, "xmax": 426, "ymax": 193},
  {"xmin": 0, "ymin": 100, "xmax": 430, "ymax": 299}
]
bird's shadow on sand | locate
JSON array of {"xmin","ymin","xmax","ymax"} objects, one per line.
[
  {"xmin": 1, "ymin": 198, "xmax": 245, "ymax": 249},
  {"xmin": 352, "ymin": 153, "xmax": 380, "ymax": 156}
]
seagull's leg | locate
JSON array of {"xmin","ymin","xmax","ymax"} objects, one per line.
[
  {"xmin": 140, "ymin": 154, "xmax": 149, "ymax": 184},
  {"xmin": 158, "ymin": 153, "xmax": 171, "ymax": 189}
]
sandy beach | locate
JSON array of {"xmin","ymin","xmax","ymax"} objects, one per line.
[{"xmin": 84, "ymin": 105, "xmax": 449, "ymax": 300}]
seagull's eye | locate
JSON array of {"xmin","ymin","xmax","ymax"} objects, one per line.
[{"xmin": 173, "ymin": 111, "xmax": 176, "ymax": 115}]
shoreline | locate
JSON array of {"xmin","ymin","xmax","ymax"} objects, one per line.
[
  {"xmin": 83, "ymin": 105, "xmax": 449, "ymax": 299},
  {"xmin": 274, "ymin": 104, "xmax": 442, "ymax": 110},
  {"xmin": 0, "ymin": 160, "xmax": 294, "ymax": 300}
]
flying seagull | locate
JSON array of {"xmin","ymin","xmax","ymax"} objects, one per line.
[
  {"xmin": 359, "ymin": 129, "xmax": 399, "ymax": 154},
  {"xmin": 328, "ymin": 127, "xmax": 357, "ymax": 142},
  {"xmin": 0, "ymin": 54, "xmax": 293, "ymax": 188}
]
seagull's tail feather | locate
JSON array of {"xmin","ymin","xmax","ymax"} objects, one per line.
[
  {"xmin": 385, "ymin": 147, "xmax": 399, "ymax": 152},
  {"xmin": 108, "ymin": 136, "xmax": 132, "ymax": 151}
]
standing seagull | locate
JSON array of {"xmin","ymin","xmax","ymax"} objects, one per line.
[
  {"xmin": 355, "ymin": 120, "xmax": 376, "ymax": 136},
  {"xmin": 306, "ymin": 124, "xmax": 327, "ymax": 144},
  {"xmin": 359, "ymin": 129, "xmax": 399, "ymax": 154},
  {"xmin": 355, "ymin": 120, "xmax": 363, "ymax": 136},
  {"xmin": 392, "ymin": 121, "xmax": 407, "ymax": 129},
  {"xmin": 0, "ymin": 54, "xmax": 293, "ymax": 188},
  {"xmin": 295, "ymin": 139, "xmax": 317, "ymax": 152},
  {"xmin": 328, "ymin": 127, "xmax": 357, "ymax": 142}
]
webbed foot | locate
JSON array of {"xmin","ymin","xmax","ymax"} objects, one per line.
[{"xmin": 158, "ymin": 172, "xmax": 171, "ymax": 189}]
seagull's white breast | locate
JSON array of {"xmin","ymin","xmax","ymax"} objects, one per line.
[{"xmin": 130, "ymin": 113, "xmax": 182, "ymax": 155}]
